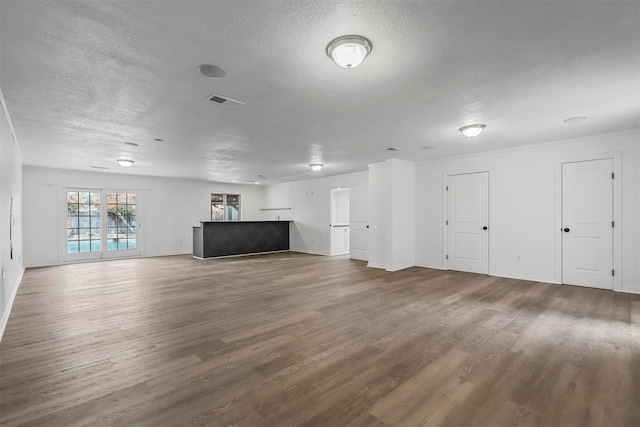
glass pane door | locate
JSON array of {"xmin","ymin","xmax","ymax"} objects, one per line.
[
  {"xmin": 211, "ymin": 194, "xmax": 224, "ymax": 221},
  {"xmin": 226, "ymin": 194, "xmax": 240, "ymax": 221},
  {"xmin": 103, "ymin": 191, "xmax": 140, "ymax": 258},
  {"xmin": 64, "ymin": 190, "xmax": 103, "ymax": 262},
  {"xmin": 62, "ymin": 189, "xmax": 141, "ymax": 262}
]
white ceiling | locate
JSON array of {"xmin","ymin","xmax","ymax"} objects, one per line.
[{"xmin": 1, "ymin": 1, "xmax": 639, "ymax": 184}]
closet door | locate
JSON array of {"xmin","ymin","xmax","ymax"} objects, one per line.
[{"xmin": 447, "ymin": 172, "xmax": 489, "ymax": 274}]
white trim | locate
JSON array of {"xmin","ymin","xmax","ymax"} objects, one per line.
[
  {"xmin": 490, "ymin": 271, "xmax": 559, "ymax": 285},
  {"xmin": 0, "ymin": 267, "xmax": 24, "ymax": 342},
  {"xmin": 385, "ymin": 265, "xmax": 413, "ymax": 272},
  {"xmin": 554, "ymin": 152, "xmax": 622, "ymax": 291},
  {"xmin": 414, "ymin": 263, "xmax": 447, "ymax": 271},
  {"xmin": 418, "ymin": 129, "xmax": 638, "ymax": 166},
  {"xmin": 0, "ymin": 88, "xmax": 22, "ymax": 161},
  {"xmin": 193, "ymin": 250, "xmax": 290, "ymax": 260},
  {"xmin": 366, "ymin": 262, "xmax": 387, "ymax": 270}
]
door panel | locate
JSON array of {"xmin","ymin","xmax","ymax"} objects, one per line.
[
  {"xmin": 103, "ymin": 191, "xmax": 141, "ymax": 258},
  {"xmin": 63, "ymin": 190, "xmax": 103, "ymax": 262},
  {"xmin": 562, "ymin": 159, "xmax": 613, "ymax": 289},
  {"xmin": 332, "ymin": 226, "xmax": 349, "ymax": 255},
  {"xmin": 349, "ymin": 186, "xmax": 368, "ymax": 261},
  {"xmin": 447, "ymin": 172, "xmax": 489, "ymax": 274},
  {"xmin": 331, "ymin": 188, "xmax": 350, "ymax": 255}
]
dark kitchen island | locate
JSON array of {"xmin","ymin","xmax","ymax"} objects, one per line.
[{"xmin": 192, "ymin": 220, "xmax": 291, "ymax": 259}]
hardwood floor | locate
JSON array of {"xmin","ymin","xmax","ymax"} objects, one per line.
[{"xmin": 1, "ymin": 252, "xmax": 639, "ymax": 426}]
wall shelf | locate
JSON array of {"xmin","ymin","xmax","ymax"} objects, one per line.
[{"xmin": 259, "ymin": 207, "xmax": 292, "ymax": 211}]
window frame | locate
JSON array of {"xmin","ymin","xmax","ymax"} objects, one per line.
[{"xmin": 211, "ymin": 193, "xmax": 241, "ymax": 221}]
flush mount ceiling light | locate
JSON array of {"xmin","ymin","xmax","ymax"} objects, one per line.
[
  {"xmin": 459, "ymin": 124, "xmax": 486, "ymax": 138},
  {"xmin": 563, "ymin": 116, "xmax": 587, "ymax": 123},
  {"xmin": 117, "ymin": 159, "xmax": 134, "ymax": 167},
  {"xmin": 198, "ymin": 64, "xmax": 226, "ymax": 79},
  {"xmin": 310, "ymin": 163, "xmax": 324, "ymax": 171},
  {"xmin": 326, "ymin": 35, "xmax": 372, "ymax": 69}
]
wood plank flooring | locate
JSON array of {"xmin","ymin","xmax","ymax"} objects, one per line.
[{"xmin": 1, "ymin": 252, "xmax": 639, "ymax": 426}]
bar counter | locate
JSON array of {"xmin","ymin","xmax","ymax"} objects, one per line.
[{"xmin": 192, "ymin": 220, "xmax": 291, "ymax": 259}]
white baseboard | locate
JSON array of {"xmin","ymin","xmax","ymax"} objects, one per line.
[
  {"xmin": 489, "ymin": 271, "xmax": 559, "ymax": 285},
  {"xmin": 0, "ymin": 267, "xmax": 24, "ymax": 342},
  {"xmin": 415, "ymin": 263, "xmax": 447, "ymax": 271}
]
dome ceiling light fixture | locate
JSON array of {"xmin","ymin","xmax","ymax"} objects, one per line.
[
  {"xmin": 117, "ymin": 159, "xmax": 135, "ymax": 167},
  {"xmin": 198, "ymin": 64, "xmax": 226, "ymax": 79},
  {"xmin": 563, "ymin": 116, "xmax": 587, "ymax": 123},
  {"xmin": 310, "ymin": 163, "xmax": 324, "ymax": 171},
  {"xmin": 459, "ymin": 124, "xmax": 486, "ymax": 138},
  {"xmin": 326, "ymin": 35, "xmax": 372, "ymax": 69}
]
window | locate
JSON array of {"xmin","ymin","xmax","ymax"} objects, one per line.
[{"xmin": 211, "ymin": 194, "xmax": 240, "ymax": 221}]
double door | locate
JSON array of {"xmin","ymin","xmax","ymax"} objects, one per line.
[{"xmin": 63, "ymin": 189, "xmax": 141, "ymax": 262}]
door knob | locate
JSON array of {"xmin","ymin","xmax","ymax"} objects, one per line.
[
  {"xmin": 564, "ymin": 228, "xmax": 570, "ymax": 232},
  {"xmin": 482, "ymin": 226, "xmax": 488, "ymax": 230}
]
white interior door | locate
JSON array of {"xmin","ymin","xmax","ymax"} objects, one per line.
[
  {"xmin": 349, "ymin": 186, "xmax": 368, "ymax": 261},
  {"xmin": 331, "ymin": 226, "xmax": 349, "ymax": 254},
  {"xmin": 330, "ymin": 188, "xmax": 350, "ymax": 256},
  {"xmin": 447, "ymin": 172, "xmax": 489, "ymax": 274},
  {"xmin": 562, "ymin": 159, "xmax": 613, "ymax": 289}
]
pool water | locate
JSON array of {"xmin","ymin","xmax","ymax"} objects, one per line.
[{"xmin": 67, "ymin": 239, "xmax": 136, "ymax": 253}]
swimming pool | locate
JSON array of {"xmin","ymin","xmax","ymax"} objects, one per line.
[{"xmin": 67, "ymin": 239, "xmax": 136, "ymax": 253}]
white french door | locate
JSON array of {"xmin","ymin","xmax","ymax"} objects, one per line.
[
  {"xmin": 446, "ymin": 172, "xmax": 489, "ymax": 274},
  {"xmin": 63, "ymin": 189, "xmax": 141, "ymax": 262},
  {"xmin": 562, "ymin": 159, "xmax": 613, "ymax": 289}
]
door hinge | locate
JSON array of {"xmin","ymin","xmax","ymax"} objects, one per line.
[
  {"xmin": 446, "ymin": 254, "xmax": 449, "ymax": 260},
  {"xmin": 612, "ymin": 172, "xmax": 614, "ymax": 179},
  {"xmin": 446, "ymin": 220, "xmax": 449, "ymax": 225},
  {"xmin": 612, "ymin": 221, "xmax": 615, "ymax": 228},
  {"xmin": 446, "ymin": 186, "xmax": 449, "ymax": 191},
  {"xmin": 612, "ymin": 270, "xmax": 615, "ymax": 276}
]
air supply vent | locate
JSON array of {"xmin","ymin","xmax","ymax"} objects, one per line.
[{"xmin": 207, "ymin": 93, "xmax": 244, "ymax": 108}]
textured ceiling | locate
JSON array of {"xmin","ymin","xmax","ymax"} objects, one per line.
[{"xmin": 1, "ymin": 0, "xmax": 639, "ymax": 184}]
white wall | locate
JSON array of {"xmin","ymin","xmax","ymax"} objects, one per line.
[
  {"xmin": 390, "ymin": 160, "xmax": 415, "ymax": 271},
  {"xmin": 368, "ymin": 159, "xmax": 415, "ymax": 271},
  {"xmin": 0, "ymin": 89, "xmax": 24, "ymax": 340},
  {"xmin": 262, "ymin": 171, "xmax": 368, "ymax": 255},
  {"xmin": 415, "ymin": 130, "xmax": 640, "ymax": 293},
  {"xmin": 22, "ymin": 167, "xmax": 264, "ymax": 267},
  {"xmin": 367, "ymin": 162, "xmax": 391, "ymax": 268}
]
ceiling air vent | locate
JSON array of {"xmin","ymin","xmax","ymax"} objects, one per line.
[{"xmin": 207, "ymin": 93, "xmax": 244, "ymax": 108}]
